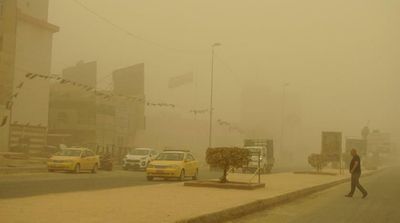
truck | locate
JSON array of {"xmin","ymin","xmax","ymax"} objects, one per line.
[{"xmin": 243, "ymin": 139, "xmax": 275, "ymax": 173}]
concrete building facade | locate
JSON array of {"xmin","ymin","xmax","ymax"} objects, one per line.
[
  {"xmin": 0, "ymin": 0, "xmax": 17, "ymax": 151},
  {"xmin": 0, "ymin": 0, "xmax": 58, "ymax": 152},
  {"xmin": 112, "ymin": 63, "xmax": 146, "ymax": 147},
  {"xmin": 48, "ymin": 62, "xmax": 146, "ymax": 152},
  {"xmin": 48, "ymin": 61, "xmax": 97, "ymax": 149}
]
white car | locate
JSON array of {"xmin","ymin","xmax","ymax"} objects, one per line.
[{"xmin": 123, "ymin": 148, "xmax": 158, "ymax": 170}]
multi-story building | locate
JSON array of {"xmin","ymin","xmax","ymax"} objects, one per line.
[
  {"xmin": 48, "ymin": 61, "xmax": 97, "ymax": 149},
  {"xmin": 0, "ymin": 0, "xmax": 17, "ymax": 151},
  {"xmin": 48, "ymin": 62, "xmax": 146, "ymax": 152},
  {"xmin": 112, "ymin": 63, "xmax": 145, "ymax": 148},
  {"xmin": 0, "ymin": 0, "xmax": 58, "ymax": 152}
]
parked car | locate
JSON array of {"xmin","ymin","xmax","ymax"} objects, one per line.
[
  {"xmin": 146, "ymin": 150, "xmax": 199, "ymax": 181},
  {"xmin": 99, "ymin": 152, "xmax": 113, "ymax": 171},
  {"xmin": 122, "ymin": 148, "xmax": 158, "ymax": 170},
  {"xmin": 47, "ymin": 147, "xmax": 100, "ymax": 173}
]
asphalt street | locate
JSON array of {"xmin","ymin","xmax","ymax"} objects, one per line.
[
  {"xmin": 229, "ymin": 166, "xmax": 400, "ymax": 223},
  {"xmin": 0, "ymin": 162, "xmax": 310, "ymax": 199},
  {"xmin": 0, "ymin": 168, "xmax": 221, "ymax": 199}
]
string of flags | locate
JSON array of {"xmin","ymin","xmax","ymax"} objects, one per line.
[
  {"xmin": 217, "ymin": 119, "xmax": 244, "ymax": 134},
  {"xmin": 1, "ymin": 72, "xmax": 245, "ymax": 134},
  {"xmin": 189, "ymin": 108, "xmax": 209, "ymax": 115},
  {"xmin": 24, "ymin": 73, "xmax": 176, "ymax": 106}
]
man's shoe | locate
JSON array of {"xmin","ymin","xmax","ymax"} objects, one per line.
[
  {"xmin": 345, "ymin": 194, "xmax": 353, "ymax": 198},
  {"xmin": 362, "ymin": 193, "xmax": 368, "ymax": 199}
]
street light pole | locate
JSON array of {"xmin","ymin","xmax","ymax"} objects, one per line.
[
  {"xmin": 280, "ymin": 83, "xmax": 289, "ymax": 156},
  {"xmin": 208, "ymin": 43, "xmax": 221, "ymax": 148}
]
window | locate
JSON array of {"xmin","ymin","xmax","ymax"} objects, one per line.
[
  {"xmin": 186, "ymin": 154, "xmax": 195, "ymax": 161},
  {"xmin": 86, "ymin": 150, "xmax": 95, "ymax": 157}
]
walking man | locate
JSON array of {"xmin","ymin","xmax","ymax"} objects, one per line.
[{"xmin": 345, "ymin": 149, "xmax": 368, "ymax": 198}]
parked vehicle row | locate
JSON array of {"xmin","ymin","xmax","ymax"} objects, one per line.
[
  {"xmin": 47, "ymin": 147, "xmax": 100, "ymax": 173},
  {"xmin": 146, "ymin": 150, "xmax": 199, "ymax": 181},
  {"xmin": 46, "ymin": 147, "xmax": 200, "ymax": 181},
  {"xmin": 122, "ymin": 148, "xmax": 158, "ymax": 170}
]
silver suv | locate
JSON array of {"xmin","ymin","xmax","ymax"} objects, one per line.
[{"xmin": 123, "ymin": 148, "xmax": 158, "ymax": 170}]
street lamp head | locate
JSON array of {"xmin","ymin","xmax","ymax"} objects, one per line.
[{"xmin": 212, "ymin": 42, "xmax": 222, "ymax": 47}]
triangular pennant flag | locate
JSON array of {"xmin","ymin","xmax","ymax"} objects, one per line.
[
  {"xmin": 17, "ymin": 82, "xmax": 24, "ymax": 89},
  {"xmin": 30, "ymin": 74, "xmax": 38, "ymax": 79},
  {"xmin": 6, "ymin": 101, "xmax": 13, "ymax": 109},
  {"xmin": 0, "ymin": 116, "xmax": 8, "ymax": 127}
]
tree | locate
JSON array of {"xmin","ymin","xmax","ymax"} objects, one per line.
[
  {"xmin": 308, "ymin": 153, "xmax": 328, "ymax": 172},
  {"xmin": 206, "ymin": 147, "xmax": 250, "ymax": 183}
]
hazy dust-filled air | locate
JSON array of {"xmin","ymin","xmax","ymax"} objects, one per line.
[{"xmin": 0, "ymin": 0, "xmax": 399, "ymax": 223}]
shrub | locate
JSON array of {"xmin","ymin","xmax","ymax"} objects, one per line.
[
  {"xmin": 206, "ymin": 147, "xmax": 250, "ymax": 183},
  {"xmin": 308, "ymin": 153, "xmax": 328, "ymax": 172}
]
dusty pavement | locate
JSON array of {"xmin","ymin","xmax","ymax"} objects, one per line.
[
  {"xmin": 230, "ymin": 166, "xmax": 400, "ymax": 223},
  {"xmin": 0, "ymin": 168, "xmax": 381, "ymax": 223},
  {"xmin": 0, "ymin": 163, "xmax": 311, "ymax": 199},
  {"xmin": 0, "ymin": 168, "xmax": 221, "ymax": 199}
]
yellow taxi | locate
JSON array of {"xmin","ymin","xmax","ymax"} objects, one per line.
[
  {"xmin": 47, "ymin": 147, "xmax": 100, "ymax": 173},
  {"xmin": 146, "ymin": 150, "xmax": 199, "ymax": 181}
]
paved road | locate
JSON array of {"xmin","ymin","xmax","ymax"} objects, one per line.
[
  {"xmin": 230, "ymin": 166, "xmax": 400, "ymax": 223},
  {"xmin": 0, "ymin": 163, "xmax": 310, "ymax": 199},
  {"xmin": 0, "ymin": 168, "xmax": 221, "ymax": 199}
]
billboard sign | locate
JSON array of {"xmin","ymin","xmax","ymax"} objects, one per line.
[{"xmin": 321, "ymin": 132, "xmax": 342, "ymax": 161}]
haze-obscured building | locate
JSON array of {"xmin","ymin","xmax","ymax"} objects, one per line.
[
  {"xmin": 367, "ymin": 130, "xmax": 391, "ymax": 154},
  {"xmin": 48, "ymin": 62, "xmax": 146, "ymax": 152},
  {"xmin": 48, "ymin": 61, "xmax": 97, "ymax": 148},
  {"xmin": 0, "ymin": 0, "xmax": 58, "ymax": 152},
  {"xmin": 240, "ymin": 83, "xmax": 303, "ymax": 162},
  {"xmin": 0, "ymin": 0, "xmax": 17, "ymax": 151},
  {"xmin": 112, "ymin": 63, "xmax": 146, "ymax": 147}
]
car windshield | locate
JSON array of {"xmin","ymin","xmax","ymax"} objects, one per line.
[
  {"xmin": 156, "ymin": 153, "xmax": 184, "ymax": 161},
  {"xmin": 247, "ymin": 148, "xmax": 262, "ymax": 156},
  {"xmin": 129, "ymin": 149, "xmax": 149, "ymax": 155},
  {"xmin": 57, "ymin": 149, "xmax": 82, "ymax": 157}
]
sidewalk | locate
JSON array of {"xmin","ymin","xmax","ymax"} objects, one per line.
[
  {"xmin": 0, "ymin": 155, "xmax": 47, "ymax": 175},
  {"xmin": 0, "ymin": 169, "xmax": 381, "ymax": 223}
]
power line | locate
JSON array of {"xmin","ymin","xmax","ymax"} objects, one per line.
[{"xmin": 73, "ymin": 0, "xmax": 206, "ymax": 55}]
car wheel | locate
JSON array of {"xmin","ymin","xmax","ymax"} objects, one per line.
[
  {"xmin": 74, "ymin": 164, "xmax": 80, "ymax": 173},
  {"xmin": 91, "ymin": 164, "xmax": 98, "ymax": 174},
  {"xmin": 147, "ymin": 176, "xmax": 153, "ymax": 181},
  {"xmin": 179, "ymin": 169, "xmax": 185, "ymax": 181},
  {"xmin": 192, "ymin": 169, "xmax": 198, "ymax": 180}
]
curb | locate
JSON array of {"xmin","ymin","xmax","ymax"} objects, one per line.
[
  {"xmin": 184, "ymin": 181, "xmax": 266, "ymax": 190},
  {"xmin": 176, "ymin": 169, "xmax": 383, "ymax": 223},
  {"xmin": 0, "ymin": 167, "xmax": 47, "ymax": 175}
]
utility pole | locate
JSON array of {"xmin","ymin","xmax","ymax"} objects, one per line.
[
  {"xmin": 208, "ymin": 43, "xmax": 221, "ymax": 148},
  {"xmin": 280, "ymin": 83, "xmax": 289, "ymax": 158}
]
